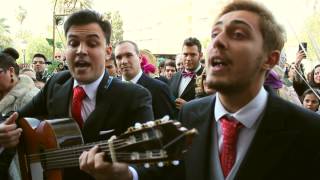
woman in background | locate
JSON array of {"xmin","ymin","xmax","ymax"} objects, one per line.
[{"xmin": 0, "ymin": 48, "xmax": 39, "ymax": 180}]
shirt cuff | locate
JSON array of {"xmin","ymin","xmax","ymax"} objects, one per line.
[{"xmin": 129, "ymin": 166, "xmax": 138, "ymax": 180}]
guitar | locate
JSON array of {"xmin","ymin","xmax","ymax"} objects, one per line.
[{"xmin": 17, "ymin": 117, "xmax": 197, "ymax": 180}]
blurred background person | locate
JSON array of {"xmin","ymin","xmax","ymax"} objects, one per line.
[
  {"xmin": 20, "ymin": 68, "xmax": 45, "ymax": 89},
  {"xmin": 175, "ymin": 53, "xmax": 184, "ymax": 72},
  {"xmin": 105, "ymin": 53, "xmax": 118, "ymax": 77},
  {"xmin": 301, "ymin": 89, "xmax": 320, "ymax": 113},
  {"xmin": 195, "ymin": 69, "xmax": 215, "ymax": 98},
  {"xmin": 0, "ymin": 48, "xmax": 39, "ymax": 180},
  {"xmin": 164, "ymin": 59, "xmax": 176, "ymax": 80},
  {"xmin": 32, "ymin": 53, "xmax": 52, "ymax": 83}
]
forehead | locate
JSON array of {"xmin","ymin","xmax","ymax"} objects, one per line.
[
  {"xmin": 33, "ymin": 57, "xmax": 45, "ymax": 61},
  {"xmin": 182, "ymin": 45, "xmax": 199, "ymax": 53},
  {"xmin": 67, "ymin": 23, "xmax": 105, "ymax": 40},
  {"xmin": 115, "ymin": 43, "xmax": 137, "ymax": 54},
  {"xmin": 214, "ymin": 10, "xmax": 261, "ymax": 35},
  {"xmin": 315, "ymin": 67, "xmax": 320, "ymax": 72}
]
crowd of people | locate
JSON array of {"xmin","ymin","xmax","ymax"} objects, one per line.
[{"xmin": 0, "ymin": 0, "xmax": 320, "ymax": 180}]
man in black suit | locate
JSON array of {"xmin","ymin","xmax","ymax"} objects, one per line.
[
  {"xmin": 179, "ymin": 1, "xmax": 320, "ymax": 180},
  {"xmin": 0, "ymin": 10, "xmax": 153, "ymax": 180},
  {"xmin": 169, "ymin": 37, "xmax": 204, "ymax": 110},
  {"xmin": 63, "ymin": 1, "xmax": 320, "ymax": 180},
  {"xmin": 114, "ymin": 40, "xmax": 176, "ymax": 120}
]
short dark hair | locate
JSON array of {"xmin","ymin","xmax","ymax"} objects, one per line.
[
  {"xmin": 32, "ymin": 53, "xmax": 47, "ymax": 62},
  {"xmin": 0, "ymin": 52, "xmax": 19, "ymax": 75},
  {"xmin": 106, "ymin": 52, "xmax": 117, "ymax": 68},
  {"xmin": 3, "ymin": 47, "xmax": 19, "ymax": 60},
  {"xmin": 183, "ymin": 37, "xmax": 202, "ymax": 53},
  {"xmin": 64, "ymin": 9, "xmax": 112, "ymax": 44},
  {"xmin": 116, "ymin": 40, "xmax": 140, "ymax": 55},
  {"xmin": 302, "ymin": 89, "xmax": 320, "ymax": 103},
  {"xmin": 218, "ymin": 1, "xmax": 285, "ymax": 53},
  {"xmin": 164, "ymin": 59, "xmax": 176, "ymax": 69}
]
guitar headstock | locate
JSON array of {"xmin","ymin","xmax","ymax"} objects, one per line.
[{"xmin": 104, "ymin": 116, "xmax": 197, "ymax": 165}]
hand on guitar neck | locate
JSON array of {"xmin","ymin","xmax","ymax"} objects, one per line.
[
  {"xmin": 80, "ymin": 145, "xmax": 133, "ymax": 180},
  {"xmin": 0, "ymin": 112, "xmax": 21, "ymax": 148}
]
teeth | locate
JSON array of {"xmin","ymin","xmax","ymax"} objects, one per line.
[{"xmin": 213, "ymin": 59, "xmax": 223, "ymax": 63}]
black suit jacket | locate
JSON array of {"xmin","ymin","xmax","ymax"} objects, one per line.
[
  {"xmin": 137, "ymin": 73, "xmax": 176, "ymax": 119},
  {"xmin": 19, "ymin": 71, "xmax": 154, "ymax": 179},
  {"xmin": 169, "ymin": 66, "xmax": 204, "ymax": 102},
  {"xmin": 179, "ymin": 91, "xmax": 320, "ymax": 180}
]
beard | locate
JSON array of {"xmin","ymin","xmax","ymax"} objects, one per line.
[{"xmin": 206, "ymin": 54, "xmax": 265, "ymax": 95}]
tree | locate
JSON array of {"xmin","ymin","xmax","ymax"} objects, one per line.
[
  {"xmin": 103, "ymin": 11, "xmax": 124, "ymax": 48},
  {"xmin": 0, "ymin": 18, "xmax": 12, "ymax": 50},
  {"xmin": 16, "ymin": 6, "xmax": 27, "ymax": 25},
  {"xmin": 300, "ymin": 12, "xmax": 320, "ymax": 61}
]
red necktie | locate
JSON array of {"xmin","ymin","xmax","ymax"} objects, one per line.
[
  {"xmin": 72, "ymin": 86, "xmax": 86, "ymax": 128},
  {"xmin": 219, "ymin": 116, "xmax": 243, "ymax": 177}
]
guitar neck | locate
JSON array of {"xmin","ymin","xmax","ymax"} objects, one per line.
[{"xmin": 29, "ymin": 140, "xmax": 111, "ymax": 170}]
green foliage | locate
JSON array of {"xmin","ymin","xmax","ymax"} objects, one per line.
[
  {"xmin": 0, "ymin": 18, "xmax": 12, "ymax": 49},
  {"xmin": 300, "ymin": 12, "xmax": 320, "ymax": 61},
  {"xmin": 103, "ymin": 11, "xmax": 124, "ymax": 48},
  {"xmin": 25, "ymin": 37, "xmax": 53, "ymax": 64}
]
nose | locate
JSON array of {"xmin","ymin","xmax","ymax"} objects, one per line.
[
  {"xmin": 76, "ymin": 43, "xmax": 88, "ymax": 55},
  {"xmin": 211, "ymin": 32, "xmax": 227, "ymax": 50}
]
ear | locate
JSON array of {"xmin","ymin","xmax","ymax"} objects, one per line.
[
  {"xmin": 262, "ymin": 50, "xmax": 280, "ymax": 71},
  {"xmin": 105, "ymin": 45, "xmax": 112, "ymax": 60}
]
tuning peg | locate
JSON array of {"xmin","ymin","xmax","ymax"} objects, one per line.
[
  {"xmin": 157, "ymin": 162, "xmax": 164, "ymax": 167},
  {"xmin": 160, "ymin": 115, "xmax": 170, "ymax": 122},
  {"xmin": 171, "ymin": 160, "xmax": 180, "ymax": 166},
  {"xmin": 144, "ymin": 163, "xmax": 150, "ymax": 168},
  {"xmin": 134, "ymin": 123, "xmax": 142, "ymax": 129},
  {"xmin": 146, "ymin": 121, "xmax": 155, "ymax": 127},
  {"xmin": 127, "ymin": 127, "xmax": 135, "ymax": 132}
]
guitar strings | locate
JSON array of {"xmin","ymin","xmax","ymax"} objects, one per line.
[{"xmin": 45, "ymin": 151, "xmax": 165, "ymax": 169}]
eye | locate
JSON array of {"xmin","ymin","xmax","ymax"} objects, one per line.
[
  {"xmin": 232, "ymin": 31, "xmax": 246, "ymax": 39},
  {"xmin": 211, "ymin": 31, "xmax": 219, "ymax": 39},
  {"xmin": 68, "ymin": 39, "xmax": 79, "ymax": 47},
  {"xmin": 87, "ymin": 40, "xmax": 98, "ymax": 48}
]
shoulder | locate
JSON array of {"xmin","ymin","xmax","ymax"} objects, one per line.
[
  {"xmin": 267, "ymin": 93, "xmax": 320, "ymax": 124},
  {"xmin": 46, "ymin": 70, "xmax": 72, "ymax": 85},
  {"xmin": 111, "ymin": 77, "xmax": 150, "ymax": 95}
]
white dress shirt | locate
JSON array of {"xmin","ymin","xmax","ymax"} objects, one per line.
[
  {"xmin": 214, "ymin": 87, "xmax": 268, "ymax": 180},
  {"xmin": 122, "ymin": 70, "xmax": 143, "ymax": 84},
  {"xmin": 178, "ymin": 64, "xmax": 202, "ymax": 97},
  {"xmin": 73, "ymin": 72, "xmax": 104, "ymax": 121}
]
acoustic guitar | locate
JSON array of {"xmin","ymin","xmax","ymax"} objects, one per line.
[{"xmin": 17, "ymin": 117, "xmax": 197, "ymax": 180}]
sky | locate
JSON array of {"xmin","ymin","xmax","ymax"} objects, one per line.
[{"xmin": 0, "ymin": 0, "xmax": 318, "ymax": 65}]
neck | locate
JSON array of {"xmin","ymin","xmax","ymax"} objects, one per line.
[{"xmin": 218, "ymin": 82, "xmax": 263, "ymax": 113}]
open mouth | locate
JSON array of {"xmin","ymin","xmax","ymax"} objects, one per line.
[
  {"xmin": 211, "ymin": 59, "xmax": 227, "ymax": 67},
  {"xmin": 75, "ymin": 61, "xmax": 90, "ymax": 68}
]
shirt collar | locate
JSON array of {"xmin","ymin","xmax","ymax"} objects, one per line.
[
  {"xmin": 214, "ymin": 87, "xmax": 268, "ymax": 128},
  {"xmin": 122, "ymin": 70, "xmax": 143, "ymax": 84},
  {"xmin": 73, "ymin": 71, "xmax": 105, "ymax": 100},
  {"xmin": 185, "ymin": 63, "xmax": 202, "ymax": 74}
]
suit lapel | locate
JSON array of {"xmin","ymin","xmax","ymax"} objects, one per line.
[
  {"xmin": 185, "ymin": 96, "xmax": 215, "ymax": 180},
  {"xmin": 82, "ymin": 72, "xmax": 112, "ymax": 142},
  {"xmin": 236, "ymin": 94, "xmax": 299, "ymax": 179},
  {"xmin": 172, "ymin": 72, "xmax": 183, "ymax": 98},
  {"xmin": 50, "ymin": 78, "xmax": 73, "ymax": 117}
]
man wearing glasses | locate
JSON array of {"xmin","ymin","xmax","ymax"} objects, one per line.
[{"xmin": 32, "ymin": 53, "xmax": 52, "ymax": 83}]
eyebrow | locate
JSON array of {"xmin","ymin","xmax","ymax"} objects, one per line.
[
  {"xmin": 214, "ymin": 19, "xmax": 253, "ymax": 30},
  {"xmin": 67, "ymin": 34, "xmax": 100, "ymax": 39}
]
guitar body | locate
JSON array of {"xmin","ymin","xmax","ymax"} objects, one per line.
[{"xmin": 18, "ymin": 118, "xmax": 83, "ymax": 180}]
